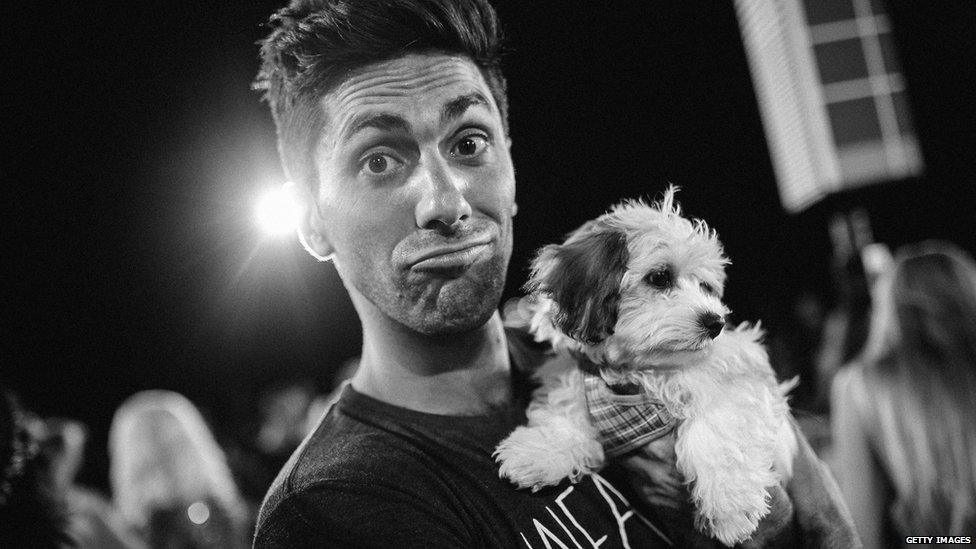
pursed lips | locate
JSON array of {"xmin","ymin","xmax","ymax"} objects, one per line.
[{"xmin": 407, "ymin": 236, "xmax": 494, "ymax": 271}]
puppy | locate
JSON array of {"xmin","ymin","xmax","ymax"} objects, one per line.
[{"xmin": 494, "ymin": 187, "xmax": 797, "ymax": 546}]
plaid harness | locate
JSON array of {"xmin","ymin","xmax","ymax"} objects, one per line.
[{"xmin": 582, "ymin": 371, "xmax": 676, "ymax": 458}]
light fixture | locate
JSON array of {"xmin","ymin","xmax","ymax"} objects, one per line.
[{"xmin": 255, "ymin": 185, "xmax": 301, "ymax": 236}]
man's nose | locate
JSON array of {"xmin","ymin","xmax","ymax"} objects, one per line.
[{"xmin": 414, "ymin": 157, "xmax": 472, "ymax": 233}]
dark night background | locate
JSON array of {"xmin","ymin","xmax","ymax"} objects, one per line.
[{"xmin": 5, "ymin": 1, "xmax": 975, "ymax": 491}]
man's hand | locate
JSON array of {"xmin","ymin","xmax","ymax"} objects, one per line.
[
  {"xmin": 614, "ymin": 430, "xmax": 800, "ymax": 547},
  {"xmin": 615, "ymin": 431, "xmax": 727, "ymax": 547},
  {"xmin": 613, "ymin": 421, "xmax": 860, "ymax": 547},
  {"xmin": 616, "ymin": 430, "xmax": 685, "ymax": 509}
]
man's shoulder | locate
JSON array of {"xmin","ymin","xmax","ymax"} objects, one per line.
[
  {"xmin": 271, "ymin": 328, "xmax": 552, "ymax": 490},
  {"xmin": 262, "ymin": 408, "xmax": 416, "ymax": 502},
  {"xmin": 253, "ymin": 403, "xmax": 475, "ymax": 547}
]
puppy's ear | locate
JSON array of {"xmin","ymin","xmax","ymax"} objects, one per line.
[{"xmin": 525, "ymin": 222, "xmax": 629, "ymax": 345}]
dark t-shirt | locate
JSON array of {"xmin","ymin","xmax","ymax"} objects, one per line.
[{"xmin": 254, "ymin": 332, "xmax": 672, "ymax": 548}]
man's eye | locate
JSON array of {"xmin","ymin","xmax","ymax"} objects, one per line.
[
  {"xmin": 360, "ymin": 153, "xmax": 403, "ymax": 177},
  {"xmin": 451, "ymin": 135, "xmax": 488, "ymax": 158}
]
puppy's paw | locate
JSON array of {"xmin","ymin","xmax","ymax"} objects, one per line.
[
  {"xmin": 695, "ymin": 486, "xmax": 770, "ymax": 546},
  {"xmin": 702, "ymin": 512, "xmax": 763, "ymax": 547},
  {"xmin": 494, "ymin": 424, "xmax": 603, "ymax": 491}
]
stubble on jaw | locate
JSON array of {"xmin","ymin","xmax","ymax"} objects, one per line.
[
  {"xmin": 374, "ymin": 245, "xmax": 510, "ymax": 336},
  {"xmin": 332, "ymin": 218, "xmax": 512, "ymax": 336}
]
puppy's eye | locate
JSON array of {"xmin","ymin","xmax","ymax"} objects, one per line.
[
  {"xmin": 700, "ymin": 282, "xmax": 716, "ymax": 295},
  {"xmin": 644, "ymin": 269, "xmax": 672, "ymax": 289}
]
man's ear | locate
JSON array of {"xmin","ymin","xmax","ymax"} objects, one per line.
[
  {"xmin": 289, "ymin": 181, "xmax": 334, "ymax": 261},
  {"xmin": 524, "ymin": 221, "xmax": 629, "ymax": 345}
]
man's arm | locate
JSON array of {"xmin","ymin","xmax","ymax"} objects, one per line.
[
  {"xmin": 782, "ymin": 417, "xmax": 861, "ymax": 548},
  {"xmin": 615, "ymin": 420, "xmax": 861, "ymax": 547}
]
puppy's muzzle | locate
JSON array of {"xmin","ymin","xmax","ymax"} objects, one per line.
[{"xmin": 699, "ymin": 312, "xmax": 725, "ymax": 339}]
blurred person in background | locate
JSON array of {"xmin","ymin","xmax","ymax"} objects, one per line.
[
  {"xmin": 254, "ymin": 380, "xmax": 316, "ymax": 461},
  {"xmin": 1, "ymin": 388, "xmax": 72, "ymax": 548},
  {"xmin": 109, "ymin": 390, "xmax": 250, "ymax": 549},
  {"xmin": 813, "ymin": 210, "xmax": 877, "ymax": 413},
  {"xmin": 831, "ymin": 240, "xmax": 976, "ymax": 547},
  {"xmin": 46, "ymin": 417, "xmax": 143, "ymax": 548},
  {"xmin": 2, "ymin": 387, "xmax": 138, "ymax": 548},
  {"xmin": 767, "ymin": 290, "xmax": 826, "ymax": 410},
  {"xmin": 227, "ymin": 379, "xmax": 317, "ymax": 506}
]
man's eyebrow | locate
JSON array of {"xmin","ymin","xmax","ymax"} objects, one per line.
[
  {"xmin": 441, "ymin": 92, "xmax": 492, "ymax": 123},
  {"xmin": 342, "ymin": 112, "xmax": 411, "ymax": 140}
]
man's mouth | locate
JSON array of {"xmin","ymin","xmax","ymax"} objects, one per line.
[{"xmin": 408, "ymin": 237, "xmax": 494, "ymax": 272}]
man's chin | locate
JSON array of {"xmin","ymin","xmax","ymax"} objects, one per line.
[
  {"xmin": 348, "ymin": 253, "xmax": 508, "ymax": 337},
  {"xmin": 403, "ymin": 281, "xmax": 502, "ymax": 336},
  {"xmin": 398, "ymin": 260, "xmax": 507, "ymax": 334}
]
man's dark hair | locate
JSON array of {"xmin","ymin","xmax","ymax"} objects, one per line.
[{"xmin": 255, "ymin": 0, "xmax": 509, "ymax": 192}]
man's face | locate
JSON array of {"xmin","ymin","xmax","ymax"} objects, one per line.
[{"xmin": 303, "ymin": 53, "xmax": 516, "ymax": 335}]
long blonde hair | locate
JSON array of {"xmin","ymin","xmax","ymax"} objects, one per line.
[
  {"xmin": 859, "ymin": 240, "xmax": 976, "ymax": 534},
  {"xmin": 108, "ymin": 390, "xmax": 247, "ymax": 535}
]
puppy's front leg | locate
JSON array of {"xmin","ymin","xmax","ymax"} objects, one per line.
[
  {"xmin": 495, "ymin": 366, "xmax": 604, "ymax": 491},
  {"xmin": 676, "ymin": 414, "xmax": 780, "ymax": 546},
  {"xmin": 495, "ymin": 412, "xmax": 604, "ymax": 491}
]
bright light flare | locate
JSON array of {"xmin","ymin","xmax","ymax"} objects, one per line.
[{"xmin": 256, "ymin": 186, "xmax": 301, "ymax": 236}]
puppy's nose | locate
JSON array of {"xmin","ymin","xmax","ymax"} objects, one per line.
[{"xmin": 699, "ymin": 312, "xmax": 725, "ymax": 339}]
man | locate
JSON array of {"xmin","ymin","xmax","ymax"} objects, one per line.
[{"xmin": 252, "ymin": 1, "xmax": 858, "ymax": 547}]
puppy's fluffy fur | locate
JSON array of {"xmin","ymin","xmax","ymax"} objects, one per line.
[{"xmin": 495, "ymin": 188, "xmax": 797, "ymax": 546}]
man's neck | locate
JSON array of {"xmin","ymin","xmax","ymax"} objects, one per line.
[{"xmin": 350, "ymin": 308, "xmax": 513, "ymax": 416}]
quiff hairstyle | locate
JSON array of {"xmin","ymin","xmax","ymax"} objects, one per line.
[{"xmin": 254, "ymin": 0, "xmax": 509, "ymax": 192}]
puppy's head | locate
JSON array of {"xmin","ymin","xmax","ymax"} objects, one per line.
[{"xmin": 527, "ymin": 187, "xmax": 732, "ymax": 366}]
